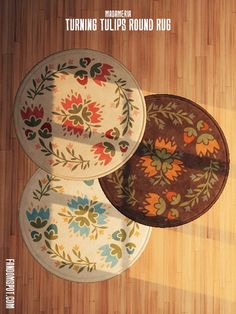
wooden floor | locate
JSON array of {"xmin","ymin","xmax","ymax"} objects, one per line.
[{"xmin": 1, "ymin": 0, "xmax": 236, "ymax": 313}]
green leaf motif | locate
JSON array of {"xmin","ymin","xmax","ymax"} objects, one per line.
[
  {"xmin": 68, "ymin": 104, "xmax": 82, "ymax": 114},
  {"xmin": 110, "ymin": 244, "xmax": 122, "ymax": 259},
  {"xmin": 184, "ymin": 127, "xmax": 197, "ymax": 137},
  {"xmin": 147, "ymin": 102, "xmax": 194, "ymax": 129},
  {"xmin": 38, "ymin": 139, "xmax": 90, "ymax": 170},
  {"xmin": 44, "ymin": 242, "xmax": 96, "ymax": 274},
  {"xmin": 25, "ymin": 117, "xmax": 42, "ymax": 127},
  {"xmin": 69, "ymin": 115, "xmax": 84, "ymax": 126},
  {"xmin": 33, "ymin": 175, "xmax": 61, "ymax": 201},
  {"xmin": 90, "ymin": 63, "xmax": 102, "ymax": 77},
  {"xmin": 27, "ymin": 62, "xmax": 77, "ymax": 100},
  {"xmin": 112, "ymin": 228, "xmax": 127, "ymax": 242},
  {"xmin": 104, "ymin": 142, "xmax": 115, "ymax": 155},
  {"xmin": 76, "ymin": 217, "xmax": 90, "ymax": 227},
  {"xmin": 197, "ymin": 133, "xmax": 214, "ymax": 144},
  {"xmin": 114, "ymin": 80, "xmax": 138, "ymax": 135},
  {"xmin": 107, "ymin": 168, "xmax": 137, "ymax": 207},
  {"xmin": 30, "ymin": 217, "xmax": 47, "ymax": 229},
  {"xmin": 180, "ymin": 160, "xmax": 220, "ymax": 208},
  {"xmin": 74, "ymin": 69, "xmax": 87, "ymax": 78},
  {"xmin": 155, "ymin": 197, "xmax": 166, "ymax": 215}
]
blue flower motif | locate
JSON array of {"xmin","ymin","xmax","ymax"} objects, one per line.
[
  {"xmin": 93, "ymin": 202, "xmax": 106, "ymax": 225},
  {"xmin": 99, "ymin": 244, "xmax": 119, "ymax": 267},
  {"xmin": 68, "ymin": 197, "xmax": 88, "ymax": 210},
  {"xmin": 26, "ymin": 208, "xmax": 50, "ymax": 229},
  {"xmin": 31, "ymin": 231, "xmax": 42, "ymax": 242},
  {"xmin": 69, "ymin": 221, "xmax": 90, "ymax": 236},
  {"xmin": 99, "ymin": 243, "xmax": 122, "ymax": 267},
  {"xmin": 44, "ymin": 224, "xmax": 58, "ymax": 240},
  {"xmin": 125, "ymin": 242, "xmax": 136, "ymax": 255},
  {"xmin": 65, "ymin": 196, "xmax": 107, "ymax": 237}
]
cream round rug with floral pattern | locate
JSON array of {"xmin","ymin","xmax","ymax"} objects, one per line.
[
  {"xmin": 14, "ymin": 49, "xmax": 146, "ymax": 180},
  {"xmin": 19, "ymin": 169, "xmax": 151, "ymax": 282}
]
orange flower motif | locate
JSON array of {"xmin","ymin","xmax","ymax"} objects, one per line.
[
  {"xmin": 167, "ymin": 208, "xmax": 179, "ymax": 220},
  {"xmin": 144, "ymin": 193, "xmax": 166, "ymax": 216},
  {"xmin": 196, "ymin": 134, "xmax": 220, "ymax": 157},
  {"xmin": 139, "ymin": 156, "xmax": 157, "ymax": 177},
  {"xmin": 139, "ymin": 138, "xmax": 184, "ymax": 184},
  {"xmin": 165, "ymin": 159, "xmax": 184, "ymax": 181},
  {"xmin": 155, "ymin": 137, "xmax": 177, "ymax": 154},
  {"xmin": 184, "ymin": 121, "xmax": 220, "ymax": 157},
  {"xmin": 197, "ymin": 120, "xmax": 209, "ymax": 131},
  {"xmin": 164, "ymin": 191, "xmax": 181, "ymax": 205},
  {"xmin": 183, "ymin": 127, "xmax": 197, "ymax": 144}
]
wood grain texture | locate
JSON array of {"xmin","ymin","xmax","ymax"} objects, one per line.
[{"xmin": 1, "ymin": 0, "xmax": 236, "ymax": 313}]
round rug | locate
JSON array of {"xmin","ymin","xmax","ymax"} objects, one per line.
[
  {"xmin": 14, "ymin": 49, "xmax": 146, "ymax": 180},
  {"xmin": 19, "ymin": 169, "xmax": 151, "ymax": 282},
  {"xmin": 99, "ymin": 94, "xmax": 230, "ymax": 227}
]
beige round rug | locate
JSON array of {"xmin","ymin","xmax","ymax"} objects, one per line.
[
  {"xmin": 14, "ymin": 49, "xmax": 146, "ymax": 180},
  {"xmin": 19, "ymin": 169, "xmax": 151, "ymax": 282}
]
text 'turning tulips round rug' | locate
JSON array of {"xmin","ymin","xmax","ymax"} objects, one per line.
[
  {"xmin": 14, "ymin": 49, "xmax": 146, "ymax": 180},
  {"xmin": 19, "ymin": 169, "xmax": 151, "ymax": 282},
  {"xmin": 99, "ymin": 95, "xmax": 229, "ymax": 227}
]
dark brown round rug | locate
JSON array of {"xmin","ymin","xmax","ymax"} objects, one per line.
[{"xmin": 99, "ymin": 94, "xmax": 230, "ymax": 227}]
